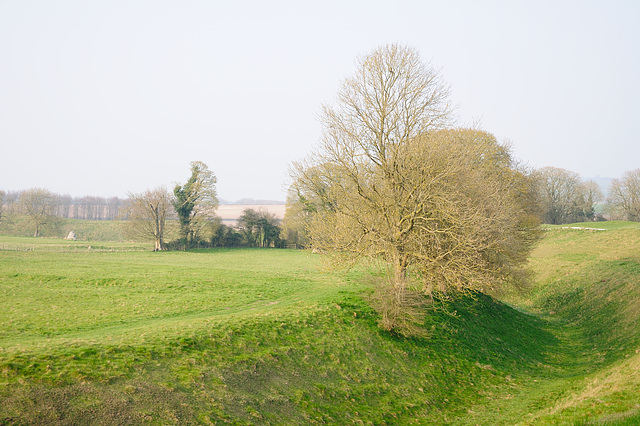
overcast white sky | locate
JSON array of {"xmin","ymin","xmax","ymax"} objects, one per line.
[{"xmin": 1, "ymin": 1, "xmax": 638, "ymax": 201}]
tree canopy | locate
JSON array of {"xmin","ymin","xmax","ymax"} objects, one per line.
[
  {"xmin": 237, "ymin": 208, "xmax": 282, "ymax": 248},
  {"xmin": 289, "ymin": 44, "xmax": 541, "ymax": 335},
  {"xmin": 534, "ymin": 167, "xmax": 604, "ymax": 224}
]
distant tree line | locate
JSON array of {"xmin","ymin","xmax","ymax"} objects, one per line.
[
  {"xmin": 3, "ymin": 165, "xmax": 640, "ymax": 243},
  {"xmin": 609, "ymin": 169, "xmax": 640, "ymax": 222},
  {"xmin": 532, "ymin": 166, "xmax": 640, "ymax": 224},
  {"xmin": 119, "ymin": 162, "xmax": 286, "ymax": 250},
  {"xmin": 169, "ymin": 208, "xmax": 284, "ymax": 250},
  {"xmin": 0, "ymin": 189, "xmax": 124, "ymax": 222},
  {"xmin": 533, "ymin": 167, "xmax": 604, "ymax": 224},
  {"xmin": 56, "ymin": 195, "xmax": 124, "ymax": 220},
  {"xmin": 0, "ymin": 162, "xmax": 285, "ymax": 247},
  {"xmin": 0, "ymin": 188, "xmax": 125, "ymax": 237},
  {"xmin": 120, "ymin": 162, "xmax": 285, "ymax": 250}
]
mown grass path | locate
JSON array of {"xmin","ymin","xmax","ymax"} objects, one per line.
[{"xmin": 0, "ymin": 248, "xmax": 346, "ymax": 348}]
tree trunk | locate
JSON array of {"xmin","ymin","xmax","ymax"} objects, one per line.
[
  {"xmin": 393, "ymin": 252, "xmax": 408, "ymax": 289},
  {"xmin": 154, "ymin": 237, "xmax": 165, "ymax": 251}
]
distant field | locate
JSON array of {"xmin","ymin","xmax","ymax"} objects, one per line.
[
  {"xmin": 217, "ymin": 204, "xmax": 286, "ymax": 225},
  {"xmin": 0, "ymin": 217, "xmax": 129, "ymax": 241},
  {"xmin": 0, "ymin": 204, "xmax": 284, "ymax": 242},
  {"xmin": 1, "ymin": 222, "xmax": 640, "ymax": 424},
  {"xmin": 0, "ymin": 235, "xmax": 149, "ymax": 252}
]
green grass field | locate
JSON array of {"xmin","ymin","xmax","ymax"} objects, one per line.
[{"xmin": 1, "ymin": 221, "xmax": 640, "ymax": 424}]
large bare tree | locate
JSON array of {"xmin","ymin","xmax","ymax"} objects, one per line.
[
  {"xmin": 289, "ymin": 45, "xmax": 540, "ymax": 334},
  {"xmin": 123, "ymin": 187, "xmax": 173, "ymax": 251}
]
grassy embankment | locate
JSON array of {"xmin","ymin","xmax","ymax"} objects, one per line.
[
  {"xmin": 1, "ymin": 221, "xmax": 639, "ymax": 424},
  {"xmin": 0, "ymin": 217, "xmax": 180, "ymax": 245},
  {"xmin": 0, "ymin": 218, "xmax": 128, "ymax": 242}
]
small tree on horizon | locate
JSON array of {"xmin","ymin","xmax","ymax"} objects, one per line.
[
  {"xmin": 122, "ymin": 187, "xmax": 172, "ymax": 251},
  {"xmin": 19, "ymin": 188, "xmax": 58, "ymax": 237}
]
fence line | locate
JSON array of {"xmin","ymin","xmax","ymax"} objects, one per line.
[{"xmin": 0, "ymin": 244, "xmax": 148, "ymax": 253}]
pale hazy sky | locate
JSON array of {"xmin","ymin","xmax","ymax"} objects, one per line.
[{"xmin": 1, "ymin": 1, "xmax": 638, "ymax": 201}]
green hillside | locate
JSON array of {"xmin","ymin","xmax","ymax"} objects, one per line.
[{"xmin": 1, "ymin": 222, "xmax": 639, "ymax": 424}]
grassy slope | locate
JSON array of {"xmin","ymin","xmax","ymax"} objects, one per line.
[
  {"xmin": 518, "ymin": 222, "xmax": 640, "ymax": 424},
  {"xmin": 1, "ymin": 222, "xmax": 640, "ymax": 424},
  {"xmin": 456, "ymin": 221, "xmax": 640, "ymax": 424}
]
